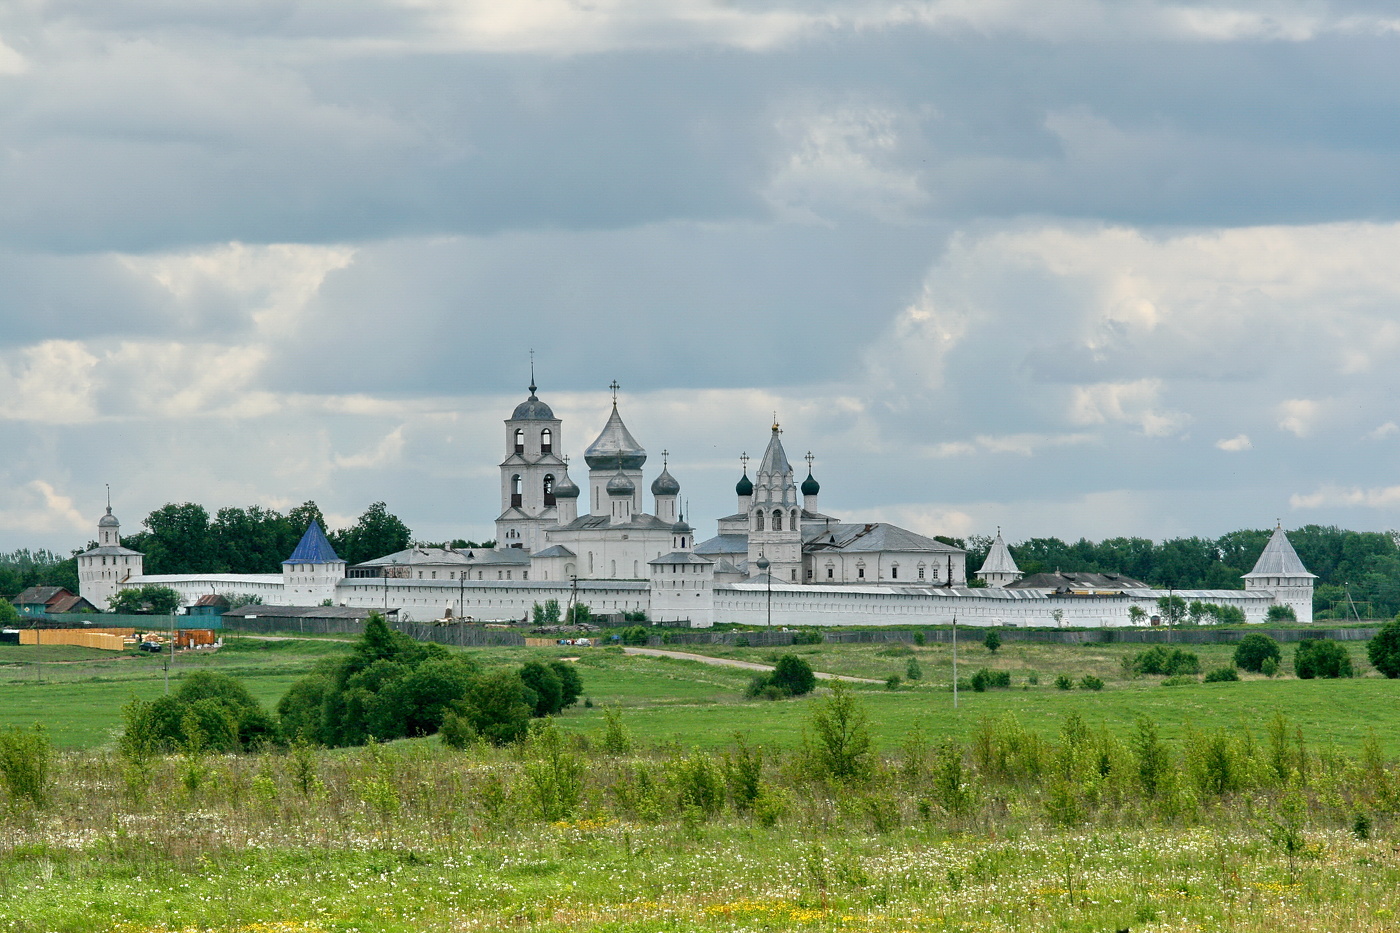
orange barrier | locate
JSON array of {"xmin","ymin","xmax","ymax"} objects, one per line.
[{"xmin": 19, "ymin": 630, "xmax": 128, "ymax": 651}]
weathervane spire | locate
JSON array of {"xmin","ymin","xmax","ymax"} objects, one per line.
[{"xmin": 528, "ymin": 349, "xmax": 537, "ymax": 395}]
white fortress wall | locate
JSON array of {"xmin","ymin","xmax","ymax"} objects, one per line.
[
  {"xmin": 334, "ymin": 579, "xmax": 651, "ymax": 623},
  {"xmin": 129, "ymin": 574, "xmax": 286, "ymax": 607},
  {"xmin": 712, "ymin": 583, "xmax": 1279, "ymax": 629}
]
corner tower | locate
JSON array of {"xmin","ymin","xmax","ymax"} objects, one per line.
[
  {"xmin": 747, "ymin": 421, "xmax": 802, "ymax": 582},
  {"xmin": 1243, "ymin": 523, "xmax": 1316, "ymax": 623},
  {"xmin": 282, "ymin": 520, "xmax": 346, "ymax": 605},
  {"xmin": 496, "ymin": 377, "xmax": 567, "ymax": 552}
]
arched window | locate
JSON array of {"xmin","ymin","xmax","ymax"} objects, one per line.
[
  {"xmin": 772, "ymin": 510, "xmax": 783, "ymax": 531},
  {"xmin": 511, "ymin": 474, "xmax": 522, "ymax": 507},
  {"xmin": 514, "ymin": 428, "xmax": 524, "ymax": 454},
  {"xmin": 755, "ymin": 511, "xmax": 765, "ymax": 531},
  {"xmin": 791, "ymin": 509, "xmax": 799, "ymax": 529},
  {"xmin": 543, "ymin": 474, "xmax": 556, "ymax": 506},
  {"xmin": 540, "ymin": 428, "xmax": 552, "ymax": 454}
]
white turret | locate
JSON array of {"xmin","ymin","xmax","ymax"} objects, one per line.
[
  {"xmin": 77, "ymin": 500, "xmax": 145, "ymax": 609},
  {"xmin": 975, "ymin": 529, "xmax": 1021, "ymax": 588},
  {"xmin": 1242, "ymin": 523, "xmax": 1316, "ymax": 623}
]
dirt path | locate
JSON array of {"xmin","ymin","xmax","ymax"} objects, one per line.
[{"xmin": 621, "ymin": 646, "xmax": 883, "ymax": 684}]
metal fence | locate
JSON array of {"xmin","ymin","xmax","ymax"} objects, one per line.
[
  {"xmin": 42, "ymin": 612, "xmax": 222, "ymax": 630},
  {"xmin": 220, "ymin": 614, "xmax": 525, "ymax": 647},
  {"xmin": 648, "ymin": 625, "xmax": 1381, "ymax": 648}
]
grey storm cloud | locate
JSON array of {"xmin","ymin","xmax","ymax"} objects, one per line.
[{"xmin": 5, "ymin": 0, "xmax": 1400, "ymax": 551}]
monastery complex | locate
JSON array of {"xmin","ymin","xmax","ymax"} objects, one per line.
[{"xmin": 77, "ymin": 381, "xmax": 1317, "ymax": 628}]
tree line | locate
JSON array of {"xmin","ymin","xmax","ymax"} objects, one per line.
[
  {"xmin": 0, "ymin": 500, "xmax": 419, "ymax": 597},
  {"xmin": 951, "ymin": 524, "xmax": 1400, "ymax": 619}
]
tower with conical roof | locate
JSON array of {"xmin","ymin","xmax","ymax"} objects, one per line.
[
  {"xmin": 747, "ymin": 420, "xmax": 803, "ymax": 582},
  {"xmin": 975, "ymin": 528, "xmax": 1021, "ymax": 588},
  {"xmin": 1242, "ymin": 523, "xmax": 1316, "ymax": 623},
  {"xmin": 651, "ymin": 450, "xmax": 681, "ymax": 523},
  {"xmin": 282, "ymin": 519, "xmax": 346, "ymax": 605},
  {"xmin": 496, "ymin": 371, "xmax": 567, "ymax": 553},
  {"xmin": 584, "ymin": 381, "xmax": 646, "ymax": 517}
]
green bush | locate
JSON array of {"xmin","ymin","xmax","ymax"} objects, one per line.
[
  {"xmin": 806, "ymin": 682, "xmax": 873, "ymax": 783},
  {"xmin": 970, "ymin": 668, "xmax": 1011, "ymax": 692},
  {"xmin": 905, "ymin": 657, "xmax": 922, "ymax": 681},
  {"xmin": 1204, "ymin": 666, "xmax": 1240, "ymax": 683},
  {"xmin": 1294, "ymin": 639, "xmax": 1353, "ymax": 679},
  {"xmin": 884, "ymin": 674, "xmax": 902, "ymax": 690},
  {"xmin": 126, "ymin": 671, "xmax": 275, "ymax": 753},
  {"xmin": 1234, "ymin": 633, "xmax": 1282, "ymax": 672},
  {"xmin": 620, "ymin": 625, "xmax": 650, "ymax": 646},
  {"xmin": 1261, "ymin": 656, "xmax": 1279, "ymax": 677},
  {"xmin": 1079, "ymin": 675, "xmax": 1104, "ymax": 691},
  {"xmin": 791, "ymin": 630, "xmax": 824, "ymax": 645},
  {"xmin": 1054, "ymin": 674, "xmax": 1073, "ymax": 690},
  {"xmin": 983, "ymin": 631, "xmax": 1002, "ymax": 653},
  {"xmin": 0, "ymin": 725, "xmax": 53, "ymax": 809},
  {"xmin": 1132, "ymin": 646, "xmax": 1201, "ymax": 676},
  {"xmin": 1267, "ymin": 604, "xmax": 1298, "ymax": 623},
  {"xmin": 456, "ymin": 669, "xmax": 533, "ymax": 745},
  {"xmin": 771, "ymin": 655, "xmax": 817, "ymax": 696},
  {"xmin": 1367, "ymin": 618, "xmax": 1400, "ymax": 678}
]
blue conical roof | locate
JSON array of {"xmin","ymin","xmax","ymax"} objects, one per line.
[{"xmin": 283, "ymin": 520, "xmax": 343, "ymax": 564}]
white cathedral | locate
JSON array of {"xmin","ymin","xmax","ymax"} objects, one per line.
[{"xmin": 78, "ymin": 380, "xmax": 1316, "ymax": 628}]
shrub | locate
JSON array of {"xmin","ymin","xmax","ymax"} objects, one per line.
[
  {"xmin": 983, "ymin": 631, "xmax": 1002, "ymax": 653},
  {"xmin": 1267, "ymin": 604, "xmax": 1298, "ymax": 623},
  {"xmin": 1132, "ymin": 646, "xmax": 1200, "ymax": 676},
  {"xmin": 806, "ymin": 682, "xmax": 873, "ymax": 783},
  {"xmin": 913, "ymin": 631, "xmax": 926, "ymax": 647},
  {"xmin": 127, "ymin": 671, "xmax": 275, "ymax": 753},
  {"xmin": 733, "ymin": 635, "xmax": 750, "ymax": 647},
  {"xmin": 0, "ymin": 726, "xmax": 53, "ymax": 809},
  {"xmin": 884, "ymin": 674, "xmax": 901, "ymax": 690},
  {"xmin": 1079, "ymin": 675, "xmax": 1104, "ymax": 691},
  {"xmin": 439, "ymin": 709, "xmax": 477, "ymax": 749},
  {"xmin": 1204, "ymin": 666, "xmax": 1240, "ymax": 683},
  {"xmin": 1261, "ymin": 656, "xmax": 1279, "ymax": 677},
  {"xmin": 1234, "ymin": 633, "xmax": 1282, "ymax": 673},
  {"xmin": 456, "ymin": 669, "xmax": 533, "ymax": 745},
  {"xmin": 791, "ymin": 630, "xmax": 824, "ymax": 645},
  {"xmin": 1054, "ymin": 674, "xmax": 1073, "ymax": 690},
  {"xmin": 1026, "ymin": 671, "xmax": 1040, "ymax": 685},
  {"xmin": 905, "ymin": 657, "xmax": 922, "ymax": 681},
  {"xmin": 970, "ymin": 668, "xmax": 1011, "ymax": 692},
  {"xmin": 519, "ymin": 661, "xmax": 564, "ymax": 717},
  {"xmin": 620, "ymin": 625, "xmax": 650, "ymax": 646},
  {"xmin": 1294, "ymin": 639, "xmax": 1353, "ymax": 679},
  {"xmin": 1367, "ymin": 618, "xmax": 1400, "ymax": 678},
  {"xmin": 770, "ymin": 655, "xmax": 817, "ymax": 697}
]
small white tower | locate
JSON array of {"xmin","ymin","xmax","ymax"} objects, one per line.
[
  {"xmin": 77, "ymin": 493, "xmax": 145, "ymax": 609},
  {"xmin": 747, "ymin": 420, "xmax": 803, "ymax": 583},
  {"xmin": 651, "ymin": 450, "xmax": 680, "ymax": 523},
  {"xmin": 553, "ymin": 458, "xmax": 581, "ymax": 524},
  {"xmin": 282, "ymin": 520, "xmax": 347, "ymax": 606},
  {"xmin": 975, "ymin": 528, "xmax": 1021, "ymax": 588},
  {"xmin": 606, "ymin": 464, "xmax": 636, "ymax": 526},
  {"xmin": 800, "ymin": 452, "xmax": 820, "ymax": 515},
  {"xmin": 735, "ymin": 452, "xmax": 753, "ymax": 514},
  {"xmin": 1242, "ymin": 523, "xmax": 1316, "ymax": 623}
]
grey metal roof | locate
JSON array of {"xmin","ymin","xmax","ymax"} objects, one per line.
[
  {"xmin": 1008, "ymin": 571, "xmax": 1148, "ymax": 590},
  {"xmin": 584, "ymin": 403, "xmax": 646, "ymax": 470},
  {"xmin": 711, "ymin": 557, "xmax": 743, "ymax": 574},
  {"xmin": 98, "ymin": 507, "xmax": 120, "ymax": 528},
  {"xmin": 757, "ymin": 425, "xmax": 792, "ymax": 478},
  {"xmin": 1243, "ymin": 526, "xmax": 1316, "ymax": 579},
  {"xmin": 695, "ymin": 533, "xmax": 748, "ymax": 555},
  {"xmin": 553, "ymin": 513, "xmax": 674, "ymax": 532},
  {"xmin": 648, "ymin": 551, "xmax": 714, "ymax": 566},
  {"xmin": 222, "ymin": 604, "xmax": 386, "ymax": 620},
  {"xmin": 355, "ymin": 547, "xmax": 474, "ymax": 568},
  {"xmin": 719, "ymin": 581, "xmax": 1054, "ymax": 599},
  {"xmin": 650, "ymin": 467, "xmax": 680, "ymax": 496},
  {"xmin": 804, "ymin": 523, "xmax": 964, "ymax": 554},
  {"xmin": 511, "ymin": 384, "xmax": 556, "ymax": 421},
  {"xmin": 78, "ymin": 545, "xmax": 144, "ymax": 558},
  {"xmin": 532, "ymin": 545, "xmax": 576, "ymax": 558},
  {"xmin": 977, "ymin": 531, "xmax": 1021, "ymax": 575}
]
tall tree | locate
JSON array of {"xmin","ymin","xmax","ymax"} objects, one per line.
[{"xmin": 331, "ymin": 502, "xmax": 411, "ymax": 565}]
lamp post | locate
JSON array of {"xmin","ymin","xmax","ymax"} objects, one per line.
[
  {"xmin": 756, "ymin": 554, "xmax": 771, "ymax": 630},
  {"xmin": 952, "ymin": 613, "xmax": 958, "ymax": 710}
]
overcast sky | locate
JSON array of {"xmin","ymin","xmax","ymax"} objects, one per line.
[{"xmin": 4, "ymin": 0, "xmax": 1400, "ymax": 555}]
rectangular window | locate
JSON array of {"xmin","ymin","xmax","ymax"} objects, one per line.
[{"xmin": 891, "ymin": 567, "xmax": 898, "ymax": 579}]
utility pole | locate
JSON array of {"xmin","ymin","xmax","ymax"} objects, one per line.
[
  {"xmin": 756, "ymin": 554, "xmax": 771, "ymax": 630},
  {"xmin": 952, "ymin": 613, "xmax": 958, "ymax": 709},
  {"xmin": 164, "ymin": 609, "xmax": 174, "ymax": 694}
]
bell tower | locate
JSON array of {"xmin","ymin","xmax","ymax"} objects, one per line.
[{"xmin": 495, "ymin": 369, "xmax": 567, "ymax": 552}]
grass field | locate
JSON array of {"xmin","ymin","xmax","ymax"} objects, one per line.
[{"xmin": 3, "ymin": 634, "xmax": 1396, "ymax": 756}]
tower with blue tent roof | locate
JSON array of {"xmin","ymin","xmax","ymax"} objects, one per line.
[{"xmin": 282, "ymin": 519, "xmax": 346, "ymax": 606}]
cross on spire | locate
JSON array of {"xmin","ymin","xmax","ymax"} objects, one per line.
[
  {"xmin": 805, "ymin": 451, "xmax": 814, "ymax": 471},
  {"xmin": 661, "ymin": 449, "xmax": 669, "ymax": 468},
  {"xmin": 609, "ymin": 380, "xmax": 620, "ymax": 404},
  {"xmin": 740, "ymin": 452, "xmax": 750, "ymax": 472},
  {"xmin": 105, "ymin": 483, "xmax": 112, "ymax": 514}
]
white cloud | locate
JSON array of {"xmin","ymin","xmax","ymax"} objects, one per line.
[
  {"xmin": 334, "ymin": 426, "xmax": 408, "ymax": 470},
  {"xmin": 1216, "ymin": 434, "xmax": 1252, "ymax": 452},
  {"xmin": 1368, "ymin": 422, "xmax": 1398, "ymax": 440},
  {"xmin": 1069, "ymin": 379, "xmax": 1190, "ymax": 437},
  {"xmin": 0, "ymin": 481, "xmax": 90, "ymax": 537},
  {"xmin": 0, "ymin": 34, "xmax": 27, "ymax": 75},
  {"xmin": 1277, "ymin": 398, "xmax": 1322, "ymax": 438},
  {"xmin": 1290, "ymin": 484, "xmax": 1400, "ymax": 510}
]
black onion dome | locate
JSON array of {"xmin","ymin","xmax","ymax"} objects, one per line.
[
  {"xmin": 736, "ymin": 472, "xmax": 754, "ymax": 496},
  {"xmin": 584, "ymin": 405, "xmax": 647, "ymax": 470},
  {"xmin": 801, "ymin": 471, "xmax": 820, "ymax": 496},
  {"xmin": 606, "ymin": 471, "xmax": 636, "ymax": 496},
  {"xmin": 553, "ymin": 472, "xmax": 580, "ymax": 498},
  {"xmin": 651, "ymin": 468, "xmax": 680, "ymax": 497}
]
